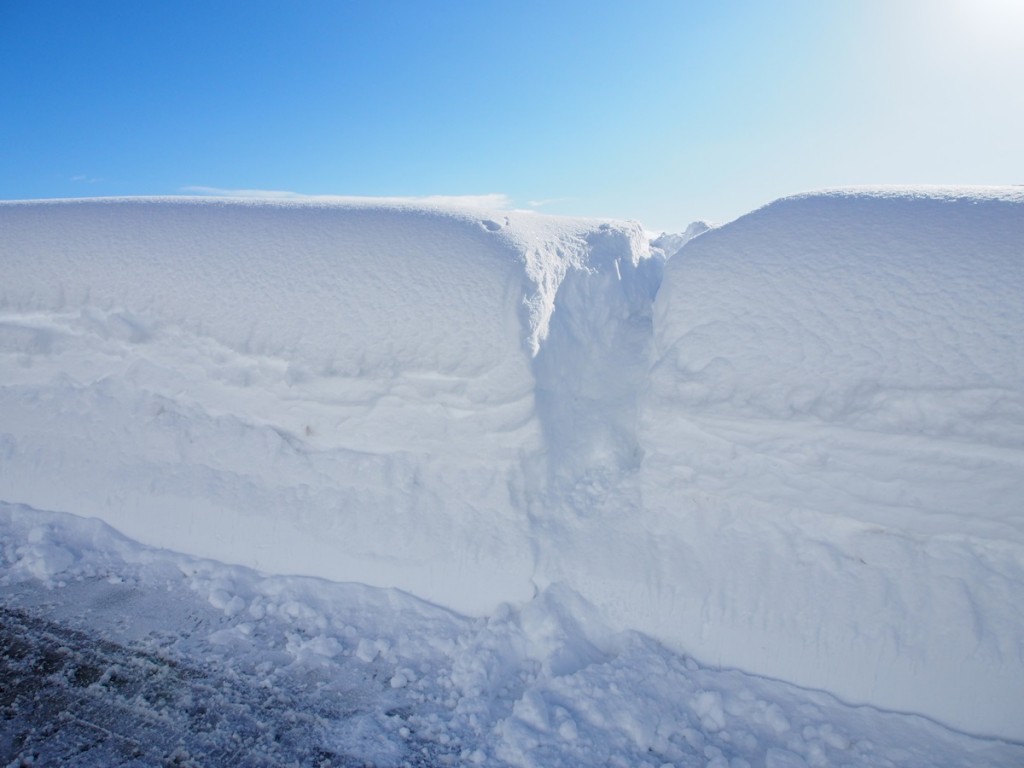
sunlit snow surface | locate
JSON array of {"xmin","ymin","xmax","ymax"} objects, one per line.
[
  {"xmin": 1, "ymin": 189, "xmax": 1023, "ymax": 765},
  {"xmin": 3, "ymin": 504, "xmax": 1022, "ymax": 768}
]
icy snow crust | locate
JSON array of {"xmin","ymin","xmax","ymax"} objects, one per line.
[{"xmin": 2, "ymin": 189, "xmax": 1023, "ymax": 747}]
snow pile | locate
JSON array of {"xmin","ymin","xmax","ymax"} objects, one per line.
[
  {"xmin": 625, "ymin": 187, "xmax": 1024, "ymax": 739},
  {"xmin": 0, "ymin": 197, "xmax": 657, "ymax": 615},
  {"xmin": 2, "ymin": 188, "xmax": 1023, "ymax": 747},
  {"xmin": 4, "ymin": 501, "xmax": 1021, "ymax": 767},
  {"xmin": 652, "ymin": 187, "xmax": 1024, "ymax": 442}
]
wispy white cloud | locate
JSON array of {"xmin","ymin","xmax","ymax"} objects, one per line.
[
  {"xmin": 180, "ymin": 186, "xmax": 308, "ymax": 199},
  {"xmin": 71, "ymin": 174, "xmax": 104, "ymax": 184},
  {"xmin": 181, "ymin": 187, "xmax": 513, "ymax": 209},
  {"xmin": 526, "ymin": 197, "xmax": 572, "ymax": 208},
  {"xmin": 407, "ymin": 193, "xmax": 513, "ymax": 209}
]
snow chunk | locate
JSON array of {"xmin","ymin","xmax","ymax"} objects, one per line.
[{"xmin": 17, "ymin": 540, "xmax": 74, "ymax": 581}]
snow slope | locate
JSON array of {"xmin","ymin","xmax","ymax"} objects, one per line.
[
  {"xmin": 5, "ymin": 501, "xmax": 1023, "ymax": 768},
  {"xmin": 2, "ymin": 188, "xmax": 1023, "ymax": 747}
]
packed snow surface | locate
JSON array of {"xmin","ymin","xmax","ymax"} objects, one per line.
[{"xmin": 2, "ymin": 188, "xmax": 1023, "ymax": 760}]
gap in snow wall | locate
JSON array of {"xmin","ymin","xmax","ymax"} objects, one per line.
[{"xmin": 2, "ymin": 190, "xmax": 1023, "ymax": 740}]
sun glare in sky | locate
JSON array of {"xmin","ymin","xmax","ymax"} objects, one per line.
[
  {"xmin": 957, "ymin": 0, "xmax": 1024, "ymax": 35},
  {"xmin": 920, "ymin": 0, "xmax": 1024, "ymax": 55}
]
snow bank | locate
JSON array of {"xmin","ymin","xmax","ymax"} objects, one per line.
[
  {"xmin": 7, "ymin": 501, "xmax": 1020, "ymax": 767},
  {"xmin": 0, "ymin": 197, "xmax": 657, "ymax": 615},
  {"xmin": 652, "ymin": 187, "xmax": 1024, "ymax": 443},
  {"xmin": 2, "ymin": 188, "xmax": 1023, "ymax": 741},
  {"xmin": 623, "ymin": 187, "xmax": 1024, "ymax": 739}
]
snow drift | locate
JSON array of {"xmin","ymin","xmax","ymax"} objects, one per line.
[
  {"xmin": 627, "ymin": 188, "xmax": 1024, "ymax": 740},
  {"xmin": 1, "ymin": 188, "xmax": 1022, "ymax": 741},
  {"xmin": 0, "ymin": 198, "xmax": 658, "ymax": 615}
]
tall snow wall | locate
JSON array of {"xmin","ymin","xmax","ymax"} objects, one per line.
[
  {"xmin": 2, "ymin": 189, "xmax": 1023, "ymax": 740},
  {"xmin": 626, "ymin": 188, "xmax": 1023, "ymax": 740},
  {"xmin": 0, "ymin": 198, "xmax": 659, "ymax": 614}
]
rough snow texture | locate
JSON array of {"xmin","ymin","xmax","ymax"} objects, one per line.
[
  {"xmin": 633, "ymin": 187, "xmax": 1024, "ymax": 739},
  {"xmin": 2, "ymin": 188, "xmax": 1023, "ymax": 743},
  {"xmin": 0, "ymin": 198, "xmax": 657, "ymax": 617},
  {"xmin": 4, "ymin": 502, "xmax": 1022, "ymax": 768},
  {"xmin": 653, "ymin": 188, "xmax": 1024, "ymax": 443}
]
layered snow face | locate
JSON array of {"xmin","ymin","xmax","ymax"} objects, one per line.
[
  {"xmin": 652, "ymin": 188, "xmax": 1024, "ymax": 444},
  {"xmin": 5, "ymin": 502, "xmax": 1021, "ymax": 768},
  {"xmin": 625, "ymin": 187, "xmax": 1024, "ymax": 739},
  {"xmin": 0, "ymin": 198, "xmax": 658, "ymax": 615},
  {"xmin": 2, "ymin": 189, "xmax": 1023, "ymax": 741}
]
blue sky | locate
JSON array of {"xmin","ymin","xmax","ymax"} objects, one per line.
[{"xmin": 2, "ymin": 0, "xmax": 1022, "ymax": 230}]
